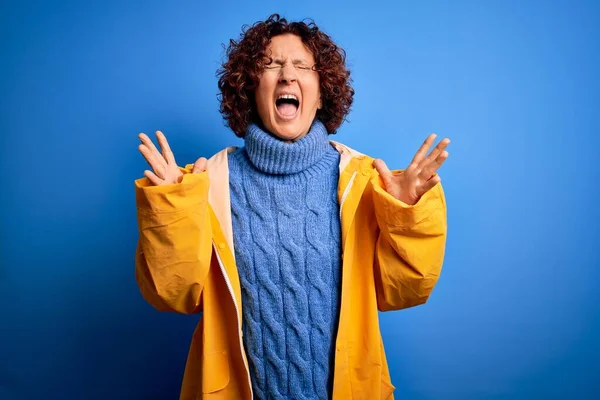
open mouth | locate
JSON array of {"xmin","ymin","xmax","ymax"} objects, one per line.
[{"xmin": 275, "ymin": 94, "xmax": 300, "ymax": 120}]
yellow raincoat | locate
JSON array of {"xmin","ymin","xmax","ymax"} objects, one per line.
[{"xmin": 134, "ymin": 141, "xmax": 447, "ymax": 399}]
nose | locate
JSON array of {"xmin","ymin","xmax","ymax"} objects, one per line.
[{"xmin": 279, "ymin": 63, "xmax": 297, "ymax": 84}]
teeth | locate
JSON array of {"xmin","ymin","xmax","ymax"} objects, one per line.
[{"xmin": 277, "ymin": 94, "xmax": 298, "ymax": 101}]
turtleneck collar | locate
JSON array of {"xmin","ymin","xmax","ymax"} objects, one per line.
[{"xmin": 244, "ymin": 119, "xmax": 331, "ymax": 175}]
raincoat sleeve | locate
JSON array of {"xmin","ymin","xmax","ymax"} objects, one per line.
[
  {"xmin": 371, "ymin": 173, "xmax": 447, "ymax": 311},
  {"xmin": 134, "ymin": 165, "xmax": 212, "ymax": 314}
]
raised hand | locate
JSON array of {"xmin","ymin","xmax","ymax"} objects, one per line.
[
  {"xmin": 373, "ymin": 134, "xmax": 450, "ymax": 205},
  {"xmin": 138, "ymin": 131, "xmax": 207, "ymax": 186}
]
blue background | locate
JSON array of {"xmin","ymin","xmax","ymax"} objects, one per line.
[{"xmin": 2, "ymin": 0, "xmax": 599, "ymax": 399}]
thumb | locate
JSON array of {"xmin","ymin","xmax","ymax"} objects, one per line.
[
  {"xmin": 192, "ymin": 157, "xmax": 207, "ymax": 173},
  {"xmin": 373, "ymin": 159, "xmax": 393, "ymax": 184}
]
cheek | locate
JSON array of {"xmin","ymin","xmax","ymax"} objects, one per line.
[
  {"xmin": 257, "ymin": 75, "xmax": 275, "ymax": 96},
  {"xmin": 255, "ymin": 83, "xmax": 271, "ymax": 112},
  {"xmin": 305, "ymin": 80, "xmax": 321, "ymax": 109},
  {"xmin": 310, "ymin": 77, "xmax": 321, "ymax": 99}
]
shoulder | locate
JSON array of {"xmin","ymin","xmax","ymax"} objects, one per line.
[
  {"xmin": 181, "ymin": 146, "xmax": 240, "ymax": 172},
  {"xmin": 329, "ymin": 140, "xmax": 368, "ymax": 158},
  {"xmin": 329, "ymin": 140, "xmax": 377, "ymax": 175}
]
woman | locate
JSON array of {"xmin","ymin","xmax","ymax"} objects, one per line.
[{"xmin": 135, "ymin": 14, "xmax": 449, "ymax": 400}]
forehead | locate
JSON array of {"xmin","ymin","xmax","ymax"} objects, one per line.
[{"xmin": 266, "ymin": 34, "xmax": 314, "ymax": 61}]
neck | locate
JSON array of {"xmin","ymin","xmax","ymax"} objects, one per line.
[{"xmin": 244, "ymin": 119, "xmax": 330, "ymax": 175}]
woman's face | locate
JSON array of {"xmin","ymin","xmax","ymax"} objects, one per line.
[{"xmin": 255, "ymin": 34, "xmax": 321, "ymax": 141}]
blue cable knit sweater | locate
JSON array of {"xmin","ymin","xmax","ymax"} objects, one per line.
[{"xmin": 228, "ymin": 120, "xmax": 342, "ymax": 399}]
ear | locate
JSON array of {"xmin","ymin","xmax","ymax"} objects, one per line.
[{"xmin": 318, "ymin": 98, "xmax": 323, "ymax": 109}]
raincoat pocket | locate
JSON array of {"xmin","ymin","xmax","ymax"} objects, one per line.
[{"xmin": 201, "ymin": 351, "xmax": 230, "ymax": 393}]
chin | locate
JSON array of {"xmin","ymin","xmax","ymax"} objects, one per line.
[
  {"xmin": 274, "ymin": 131, "xmax": 303, "ymax": 141},
  {"xmin": 270, "ymin": 123, "xmax": 308, "ymax": 142}
]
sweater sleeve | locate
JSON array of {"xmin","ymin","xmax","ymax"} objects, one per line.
[
  {"xmin": 371, "ymin": 172, "xmax": 447, "ymax": 311},
  {"xmin": 134, "ymin": 166, "xmax": 213, "ymax": 314}
]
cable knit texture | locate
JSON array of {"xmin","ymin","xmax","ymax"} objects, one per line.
[{"xmin": 228, "ymin": 120, "xmax": 342, "ymax": 399}]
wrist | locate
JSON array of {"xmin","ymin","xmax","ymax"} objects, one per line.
[{"xmin": 395, "ymin": 190, "xmax": 419, "ymax": 205}]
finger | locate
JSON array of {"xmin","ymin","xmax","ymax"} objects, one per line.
[
  {"xmin": 138, "ymin": 143, "xmax": 159, "ymax": 168},
  {"xmin": 138, "ymin": 132, "xmax": 165, "ymax": 163},
  {"xmin": 409, "ymin": 134, "xmax": 437, "ymax": 167},
  {"xmin": 419, "ymin": 139, "xmax": 449, "ymax": 176},
  {"xmin": 192, "ymin": 157, "xmax": 208, "ymax": 173},
  {"xmin": 420, "ymin": 150, "xmax": 449, "ymax": 180},
  {"xmin": 373, "ymin": 159, "xmax": 394, "ymax": 186},
  {"xmin": 143, "ymin": 169, "xmax": 163, "ymax": 186},
  {"xmin": 423, "ymin": 138, "xmax": 450, "ymax": 165},
  {"xmin": 138, "ymin": 144, "xmax": 167, "ymax": 179},
  {"xmin": 417, "ymin": 174, "xmax": 441, "ymax": 197},
  {"xmin": 156, "ymin": 131, "xmax": 176, "ymax": 165}
]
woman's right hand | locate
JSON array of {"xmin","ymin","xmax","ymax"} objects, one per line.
[{"xmin": 138, "ymin": 131, "xmax": 207, "ymax": 186}]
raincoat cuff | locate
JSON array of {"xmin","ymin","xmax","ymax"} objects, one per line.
[
  {"xmin": 372, "ymin": 177, "xmax": 444, "ymax": 228},
  {"xmin": 134, "ymin": 168, "xmax": 209, "ymax": 214}
]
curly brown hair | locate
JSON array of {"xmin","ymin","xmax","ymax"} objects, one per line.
[{"xmin": 217, "ymin": 14, "xmax": 354, "ymax": 137}]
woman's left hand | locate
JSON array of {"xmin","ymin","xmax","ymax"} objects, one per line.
[{"xmin": 373, "ymin": 134, "xmax": 450, "ymax": 205}]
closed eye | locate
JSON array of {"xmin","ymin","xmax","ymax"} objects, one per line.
[{"xmin": 263, "ymin": 64, "xmax": 315, "ymax": 71}]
